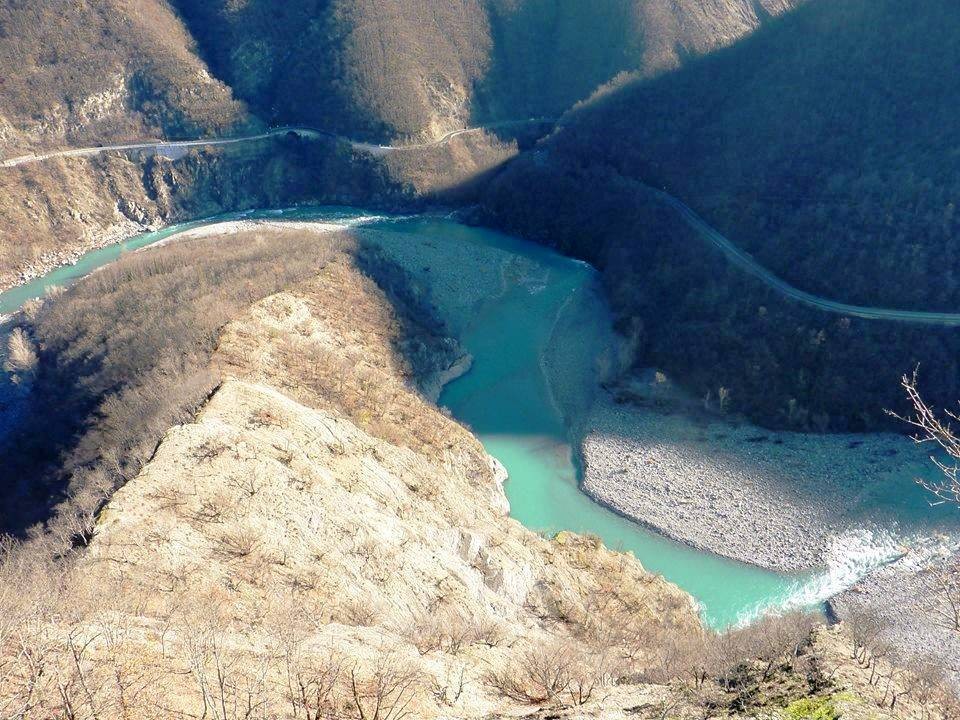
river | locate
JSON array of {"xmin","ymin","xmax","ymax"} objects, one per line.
[{"xmin": 0, "ymin": 207, "xmax": 934, "ymax": 629}]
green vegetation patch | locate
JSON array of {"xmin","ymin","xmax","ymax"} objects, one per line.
[{"xmin": 784, "ymin": 696, "xmax": 840, "ymax": 720}]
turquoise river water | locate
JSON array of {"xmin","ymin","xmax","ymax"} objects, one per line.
[{"xmin": 2, "ymin": 207, "xmax": 945, "ymax": 629}]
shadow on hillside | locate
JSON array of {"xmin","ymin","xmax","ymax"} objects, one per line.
[
  {"xmin": 470, "ymin": 0, "xmax": 643, "ymax": 128},
  {"xmin": 0, "ymin": 117, "xmax": 535, "ymax": 539}
]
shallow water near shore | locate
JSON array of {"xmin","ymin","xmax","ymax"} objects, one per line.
[
  {"xmin": 408, "ymin": 218, "xmax": 811, "ymax": 628},
  {"xmin": 0, "ymin": 207, "xmax": 391, "ymax": 316},
  {"xmin": 0, "ymin": 206, "xmax": 928, "ymax": 628}
]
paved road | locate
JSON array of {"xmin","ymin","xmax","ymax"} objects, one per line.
[
  {"xmin": 0, "ymin": 119, "xmax": 554, "ymax": 168},
  {"xmin": 651, "ymin": 188, "xmax": 960, "ymax": 326},
  {"xmin": 8, "ymin": 120, "xmax": 956, "ymax": 326}
]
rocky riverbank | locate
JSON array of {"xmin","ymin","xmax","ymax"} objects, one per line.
[
  {"xmin": 152, "ymin": 215, "xmax": 522, "ymax": 335},
  {"xmin": 834, "ymin": 544, "xmax": 960, "ymax": 678},
  {"xmin": 575, "ymin": 369, "xmax": 960, "ymax": 670},
  {"xmin": 1, "ymin": 214, "xmax": 159, "ymax": 293},
  {"xmin": 0, "ymin": 223, "xmax": 706, "ymax": 719},
  {"xmin": 577, "ymin": 371, "xmax": 956, "ymax": 574}
]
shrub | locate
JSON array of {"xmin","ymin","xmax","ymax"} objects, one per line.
[
  {"xmin": 784, "ymin": 697, "xmax": 840, "ymax": 720},
  {"xmin": 484, "ymin": 639, "xmax": 610, "ymax": 707},
  {"xmin": 4, "ymin": 328, "xmax": 38, "ymax": 378},
  {"xmin": 0, "ymin": 230, "xmax": 349, "ymax": 539}
]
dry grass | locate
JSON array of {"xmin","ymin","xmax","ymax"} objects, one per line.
[
  {"xmin": 0, "ymin": 0, "xmax": 247, "ymax": 152},
  {"xmin": 215, "ymin": 247, "xmax": 472, "ymax": 465},
  {"xmin": 0, "ymin": 229, "xmax": 350, "ymax": 539},
  {"xmin": 0, "ymin": 223, "xmax": 954, "ymax": 718},
  {"xmin": 0, "ymin": 227, "xmax": 476, "ymax": 716}
]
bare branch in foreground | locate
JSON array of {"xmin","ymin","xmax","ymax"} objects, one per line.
[{"xmin": 889, "ymin": 370, "xmax": 960, "ymax": 507}]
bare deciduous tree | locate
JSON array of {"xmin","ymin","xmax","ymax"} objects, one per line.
[
  {"xmin": 485, "ymin": 640, "xmax": 575, "ymax": 704},
  {"xmin": 403, "ymin": 605, "xmax": 473, "ymax": 656},
  {"xmin": 270, "ymin": 607, "xmax": 342, "ymax": 720},
  {"xmin": 845, "ymin": 602, "xmax": 885, "ymax": 667},
  {"xmin": 891, "ymin": 371, "xmax": 960, "ymax": 506},
  {"xmin": 920, "ymin": 557, "xmax": 960, "ymax": 634},
  {"xmin": 348, "ymin": 652, "xmax": 421, "ymax": 720},
  {"xmin": 4, "ymin": 327, "xmax": 38, "ymax": 378},
  {"xmin": 183, "ymin": 606, "xmax": 272, "ymax": 720},
  {"xmin": 430, "ymin": 663, "xmax": 467, "ymax": 707},
  {"xmin": 484, "ymin": 639, "xmax": 611, "ymax": 707}
]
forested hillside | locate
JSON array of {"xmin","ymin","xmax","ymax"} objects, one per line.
[
  {"xmin": 0, "ymin": 0, "xmax": 802, "ymax": 299},
  {"xmin": 171, "ymin": 0, "xmax": 800, "ymax": 142},
  {"xmin": 479, "ymin": 0, "xmax": 960, "ymax": 430},
  {"xmin": 547, "ymin": 0, "xmax": 960, "ymax": 312},
  {"xmin": 0, "ymin": 0, "xmax": 250, "ymax": 154},
  {"xmin": 478, "ymin": 0, "xmax": 799, "ymax": 121}
]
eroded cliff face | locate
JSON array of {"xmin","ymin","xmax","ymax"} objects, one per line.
[
  {"xmin": 0, "ymin": 132, "xmax": 522, "ymax": 293},
  {"xmin": 0, "ymin": 148, "xmax": 259, "ymax": 292},
  {"xmin": 0, "ymin": 247, "xmax": 699, "ymax": 718}
]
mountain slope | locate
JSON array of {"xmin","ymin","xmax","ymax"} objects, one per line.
[
  {"xmin": 0, "ymin": 0, "xmax": 251, "ymax": 155},
  {"xmin": 0, "ymin": 226, "xmax": 704, "ymax": 718},
  {"xmin": 478, "ymin": 0, "xmax": 799, "ymax": 121},
  {"xmin": 171, "ymin": 0, "xmax": 802, "ymax": 142},
  {"xmin": 479, "ymin": 0, "xmax": 960, "ymax": 430},
  {"xmin": 0, "ymin": 225, "xmax": 920, "ymax": 719},
  {"xmin": 551, "ymin": 0, "xmax": 960, "ymax": 312},
  {"xmin": 0, "ymin": 0, "xmax": 806, "ymax": 307},
  {"xmin": 0, "ymin": 0, "xmax": 263, "ymax": 291}
]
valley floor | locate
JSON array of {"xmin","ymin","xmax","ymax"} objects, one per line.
[
  {"xmin": 1, "ymin": 218, "xmax": 949, "ymax": 716},
  {"xmin": 1, "ymin": 224, "xmax": 704, "ymax": 718}
]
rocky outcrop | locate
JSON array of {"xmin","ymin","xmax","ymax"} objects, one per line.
[
  {"xmin": 0, "ymin": 228, "xmax": 943, "ymax": 718},
  {"xmin": 4, "ymin": 251, "xmax": 698, "ymax": 718}
]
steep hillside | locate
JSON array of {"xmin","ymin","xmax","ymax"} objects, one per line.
[
  {"xmin": 0, "ymin": 0, "xmax": 251, "ymax": 155},
  {"xmin": 0, "ymin": 0, "xmax": 804, "ymax": 304},
  {"xmin": 0, "ymin": 0, "xmax": 260, "ymax": 290},
  {"xmin": 1, "ymin": 225, "xmax": 929, "ymax": 718},
  {"xmin": 479, "ymin": 0, "xmax": 960, "ymax": 430},
  {"xmin": 478, "ymin": 0, "xmax": 799, "ymax": 121},
  {"xmin": 0, "ymin": 139, "xmax": 402, "ymax": 289},
  {"xmin": 0, "ymin": 227, "xmax": 702, "ymax": 717},
  {"xmin": 552, "ymin": 0, "xmax": 960, "ymax": 312},
  {"xmin": 170, "ymin": 0, "xmax": 490, "ymax": 142},
  {"xmin": 1, "ymin": 0, "xmax": 801, "ymax": 151},
  {"xmin": 0, "ymin": 228, "xmax": 365, "ymax": 536},
  {"xmin": 171, "ymin": 0, "xmax": 801, "ymax": 142}
]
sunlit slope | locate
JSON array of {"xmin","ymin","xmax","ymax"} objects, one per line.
[
  {"xmin": 0, "ymin": 0, "xmax": 250, "ymax": 154},
  {"xmin": 170, "ymin": 0, "xmax": 801, "ymax": 142}
]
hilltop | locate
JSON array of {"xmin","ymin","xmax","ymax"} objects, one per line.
[
  {"xmin": 171, "ymin": 0, "xmax": 799, "ymax": 142},
  {"xmin": 0, "ymin": 0, "xmax": 249, "ymax": 156}
]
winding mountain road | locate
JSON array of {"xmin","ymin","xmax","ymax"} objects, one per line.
[
  {"xmin": 650, "ymin": 188, "xmax": 960, "ymax": 326},
  {"xmin": 5, "ymin": 120, "xmax": 959, "ymax": 326},
  {"xmin": 0, "ymin": 119, "xmax": 553, "ymax": 168}
]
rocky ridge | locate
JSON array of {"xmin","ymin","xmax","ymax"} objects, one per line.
[{"xmin": 1, "ymin": 245, "xmax": 699, "ymax": 717}]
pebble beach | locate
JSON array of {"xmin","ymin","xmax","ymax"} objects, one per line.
[{"xmin": 577, "ymin": 372, "xmax": 953, "ymax": 573}]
